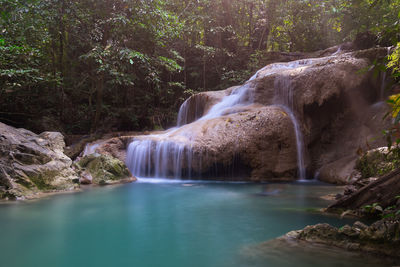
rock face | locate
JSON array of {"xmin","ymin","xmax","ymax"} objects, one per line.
[
  {"xmin": 76, "ymin": 154, "xmax": 136, "ymax": 185},
  {"xmin": 284, "ymin": 219, "xmax": 400, "ymax": 259},
  {"xmin": 0, "ymin": 122, "xmax": 79, "ymax": 199},
  {"xmin": 126, "ymin": 105, "xmax": 298, "ymax": 180},
  {"xmin": 99, "ymin": 47, "xmax": 390, "ymax": 182}
]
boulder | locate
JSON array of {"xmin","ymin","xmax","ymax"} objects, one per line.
[
  {"xmin": 126, "ymin": 105, "xmax": 299, "ymax": 180},
  {"xmin": 0, "ymin": 122, "xmax": 79, "ymax": 200},
  {"xmin": 317, "ymin": 156, "xmax": 360, "ymax": 184},
  {"xmin": 76, "ymin": 154, "xmax": 136, "ymax": 185}
]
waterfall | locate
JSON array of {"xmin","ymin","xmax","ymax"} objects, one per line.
[
  {"xmin": 126, "ymin": 55, "xmax": 331, "ymax": 179},
  {"xmin": 177, "ymin": 96, "xmax": 204, "ymax": 126},
  {"xmin": 126, "ymin": 85, "xmax": 254, "ymax": 178},
  {"xmin": 200, "ymin": 83, "xmax": 253, "ymax": 120},
  {"xmin": 82, "ymin": 143, "xmax": 100, "ymax": 156},
  {"xmin": 274, "ymin": 77, "xmax": 307, "ymax": 180},
  {"xmin": 176, "ymin": 99, "xmax": 190, "ymax": 127},
  {"xmin": 380, "ymin": 47, "xmax": 391, "ymax": 100},
  {"xmin": 126, "ymin": 139, "xmax": 194, "ymax": 178}
]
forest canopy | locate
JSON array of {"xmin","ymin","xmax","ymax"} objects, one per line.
[{"xmin": 0, "ymin": 0, "xmax": 399, "ymax": 134}]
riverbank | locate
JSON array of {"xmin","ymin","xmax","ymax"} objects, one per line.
[
  {"xmin": 0, "ymin": 122, "xmax": 135, "ymax": 201},
  {"xmin": 267, "ymin": 167, "xmax": 400, "ymax": 263}
]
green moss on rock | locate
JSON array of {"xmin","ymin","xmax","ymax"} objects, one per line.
[
  {"xmin": 291, "ymin": 217, "xmax": 400, "ymax": 258},
  {"xmin": 29, "ymin": 173, "xmax": 56, "ymax": 190},
  {"xmin": 77, "ymin": 154, "xmax": 134, "ymax": 185},
  {"xmin": 356, "ymin": 147, "xmax": 400, "ymax": 178}
]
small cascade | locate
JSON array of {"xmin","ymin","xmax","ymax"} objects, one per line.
[
  {"xmin": 126, "ymin": 139, "xmax": 194, "ymax": 178},
  {"xmin": 82, "ymin": 143, "xmax": 100, "ymax": 156},
  {"xmin": 176, "ymin": 99, "xmax": 190, "ymax": 126},
  {"xmin": 126, "ymin": 82, "xmax": 256, "ymax": 179},
  {"xmin": 177, "ymin": 96, "xmax": 204, "ymax": 126},
  {"xmin": 249, "ymin": 58, "xmax": 318, "ymax": 81},
  {"xmin": 201, "ymin": 83, "xmax": 253, "ymax": 120},
  {"xmin": 380, "ymin": 70, "xmax": 387, "ymax": 100},
  {"xmin": 274, "ymin": 77, "xmax": 307, "ymax": 180},
  {"xmin": 379, "ymin": 47, "xmax": 391, "ymax": 100}
]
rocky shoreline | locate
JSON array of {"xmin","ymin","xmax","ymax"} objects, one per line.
[
  {"xmin": 0, "ymin": 122, "xmax": 136, "ymax": 201},
  {"xmin": 267, "ymin": 165, "xmax": 400, "ymax": 263},
  {"xmin": 283, "ymin": 219, "xmax": 400, "ymax": 259}
]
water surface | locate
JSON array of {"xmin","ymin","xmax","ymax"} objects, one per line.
[{"xmin": 0, "ymin": 181, "xmax": 388, "ymax": 267}]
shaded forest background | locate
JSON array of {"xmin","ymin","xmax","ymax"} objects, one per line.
[{"xmin": 0, "ymin": 0, "xmax": 399, "ymax": 134}]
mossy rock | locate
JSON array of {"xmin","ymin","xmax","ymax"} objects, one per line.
[
  {"xmin": 356, "ymin": 147, "xmax": 400, "ymax": 178},
  {"xmin": 77, "ymin": 154, "xmax": 134, "ymax": 185}
]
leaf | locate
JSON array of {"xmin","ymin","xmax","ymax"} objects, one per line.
[
  {"xmin": 374, "ymin": 205, "xmax": 383, "ymax": 212},
  {"xmin": 129, "ymin": 59, "xmax": 134, "ymax": 65}
]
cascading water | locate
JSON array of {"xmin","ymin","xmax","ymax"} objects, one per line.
[
  {"xmin": 379, "ymin": 47, "xmax": 391, "ymax": 100},
  {"xmin": 126, "ymin": 139, "xmax": 193, "ymax": 178},
  {"xmin": 200, "ymin": 83, "xmax": 253, "ymax": 120},
  {"xmin": 274, "ymin": 77, "xmax": 307, "ymax": 180},
  {"xmin": 126, "ymin": 80, "xmax": 255, "ymax": 178},
  {"xmin": 177, "ymin": 96, "xmax": 204, "ymax": 127},
  {"xmin": 126, "ymin": 83, "xmax": 253, "ymax": 178},
  {"xmin": 126, "ymin": 55, "xmax": 334, "ymax": 180}
]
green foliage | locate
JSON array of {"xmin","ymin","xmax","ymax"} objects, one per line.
[
  {"xmin": 383, "ymin": 44, "xmax": 400, "ymax": 154},
  {"xmin": 363, "ymin": 202, "xmax": 383, "ymax": 214},
  {"xmin": 0, "ymin": 0, "xmax": 399, "ymax": 133},
  {"xmin": 356, "ymin": 146, "xmax": 400, "ymax": 178},
  {"xmin": 388, "ymin": 43, "xmax": 400, "ymax": 78}
]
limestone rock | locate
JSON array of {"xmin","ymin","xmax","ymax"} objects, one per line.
[
  {"xmin": 355, "ymin": 147, "xmax": 400, "ymax": 178},
  {"xmin": 76, "ymin": 154, "xmax": 136, "ymax": 185},
  {"xmin": 284, "ymin": 218, "xmax": 400, "ymax": 259},
  {"xmin": 318, "ymin": 156, "xmax": 360, "ymax": 184},
  {"xmin": 0, "ymin": 122, "xmax": 79, "ymax": 200}
]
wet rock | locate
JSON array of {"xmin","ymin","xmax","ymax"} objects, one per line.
[
  {"xmin": 286, "ymin": 219, "xmax": 400, "ymax": 258},
  {"xmin": 76, "ymin": 154, "xmax": 136, "ymax": 185},
  {"xmin": 318, "ymin": 156, "xmax": 360, "ymax": 185},
  {"xmin": 356, "ymin": 147, "xmax": 399, "ymax": 178},
  {"xmin": 344, "ymin": 185, "xmax": 357, "ymax": 196},
  {"xmin": 0, "ymin": 122, "xmax": 79, "ymax": 200}
]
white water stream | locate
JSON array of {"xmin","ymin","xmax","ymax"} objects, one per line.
[{"xmin": 274, "ymin": 77, "xmax": 307, "ymax": 181}]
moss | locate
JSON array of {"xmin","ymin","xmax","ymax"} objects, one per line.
[
  {"xmin": 356, "ymin": 148, "xmax": 400, "ymax": 178},
  {"xmin": 29, "ymin": 172, "xmax": 56, "ymax": 190},
  {"xmin": 15, "ymin": 177, "xmax": 34, "ymax": 189},
  {"xmin": 77, "ymin": 154, "xmax": 132, "ymax": 185}
]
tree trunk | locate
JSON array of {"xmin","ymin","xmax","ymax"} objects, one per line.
[
  {"xmin": 58, "ymin": 0, "xmax": 66, "ymax": 120},
  {"xmin": 91, "ymin": 75, "xmax": 104, "ymax": 133},
  {"xmin": 248, "ymin": 2, "xmax": 253, "ymax": 47},
  {"xmin": 203, "ymin": 50, "xmax": 206, "ymax": 90},
  {"xmin": 328, "ymin": 168, "xmax": 400, "ymax": 211},
  {"xmin": 183, "ymin": 37, "xmax": 187, "ymax": 89}
]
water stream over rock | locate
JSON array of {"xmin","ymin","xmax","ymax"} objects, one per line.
[
  {"xmin": 125, "ymin": 50, "xmax": 385, "ymax": 181},
  {"xmin": 274, "ymin": 77, "xmax": 307, "ymax": 180},
  {"xmin": 127, "ymin": 58, "xmax": 317, "ymax": 179}
]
